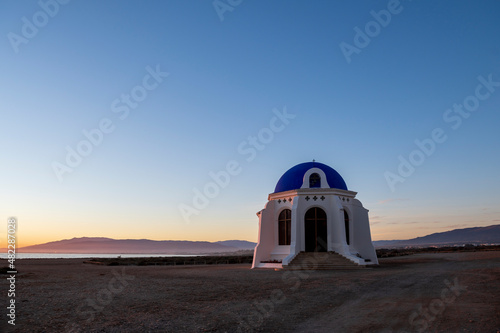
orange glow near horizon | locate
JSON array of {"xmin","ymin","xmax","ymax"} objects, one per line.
[
  {"xmin": 1, "ymin": 207, "xmax": 498, "ymax": 249},
  {"xmin": 3, "ymin": 222, "xmax": 497, "ymax": 249},
  {"xmin": 0, "ymin": 219, "xmax": 260, "ymax": 248}
]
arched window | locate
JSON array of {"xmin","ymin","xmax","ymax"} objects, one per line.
[
  {"xmin": 309, "ymin": 173, "xmax": 321, "ymax": 188},
  {"xmin": 344, "ymin": 210, "xmax": 350, "ymax": 245},
  {"xmin": 278, "ymin": 209, "xmax": 291, "ymax": 245}
]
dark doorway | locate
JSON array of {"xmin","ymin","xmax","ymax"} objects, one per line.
[{"xmin": 304, "ymin": 207, "xmax": 327, "ymax": 252}]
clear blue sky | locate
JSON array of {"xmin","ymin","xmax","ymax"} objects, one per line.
[{"xmin": 1, "ymin": 0, "xmax": 499, "ymax": 246}]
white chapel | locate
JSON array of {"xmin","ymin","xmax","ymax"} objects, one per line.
[{"xmin": 252, "ymin": 161, "xmax": 378, "ymax": 269}]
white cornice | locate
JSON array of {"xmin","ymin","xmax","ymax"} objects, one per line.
[{"xmin": 268, "ymin": 188, "xmax": 357, "ymax": 200}]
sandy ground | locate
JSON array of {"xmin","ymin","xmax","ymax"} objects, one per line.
[{"xmin": 1, "ymin": 251, "xmax": 499, "ymax": 333}]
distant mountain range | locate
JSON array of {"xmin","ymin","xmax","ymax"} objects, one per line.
[
  {"xmin": 9, "ymin": 237, "xmax": 256, "ymax": 254},
  {"xmin": 3, "ymin": 225, "xmax": 499, "ymax": 254},
  {"xmin": 373, "ymin": 224, "xmax": 500, "ymax": 248}
]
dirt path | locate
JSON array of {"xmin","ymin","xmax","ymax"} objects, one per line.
[{"xmin": 2, "ymin": 251, "xmax": 499, "ymax": 332}]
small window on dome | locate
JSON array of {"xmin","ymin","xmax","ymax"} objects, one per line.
[{"xmin": 309, "ymin": 173, "xmax": 321, "ymax": 188}]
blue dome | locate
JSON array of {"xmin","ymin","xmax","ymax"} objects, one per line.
[{"xmin": 274, "ymin": 162, "xmax": 347, "ymax": 193}]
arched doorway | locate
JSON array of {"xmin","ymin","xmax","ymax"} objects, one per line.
[{"xmin": 304, "ymin": 207, "xmax": 327, "ymax": 252}]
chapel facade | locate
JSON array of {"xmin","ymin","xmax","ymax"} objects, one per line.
[{"xmin": 252, "ymin": 161, "xmax": 378, "ymax": 269}]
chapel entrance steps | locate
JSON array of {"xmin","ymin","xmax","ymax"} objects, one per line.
[{"xmin": 283, "ymin": 251, "xmax": 366, "ymax": 270}]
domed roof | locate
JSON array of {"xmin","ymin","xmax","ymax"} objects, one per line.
[{"xmin": 274, "ymin": 162, "xmax": 347, "ymax": 193}]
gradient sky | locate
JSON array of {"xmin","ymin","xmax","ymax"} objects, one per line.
[{"xmin": 1, "ymin": 0, "xmax": 500, "ymax": 248}]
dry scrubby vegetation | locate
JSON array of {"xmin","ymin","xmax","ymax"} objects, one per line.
[
  {"xmin": 84, "ymin": 254, "xmax": 254, "ymax": 266},
  {"xmin": 1, "ymin": 246, "xmax": 498, "ymax": 270},
  {"xmin": 376, "ymin": 244, "xmax": 500, "ymax": 257},
  {"xmin": 0, "ymin": 266, "xmax": 12, "ymax": 274},
  {"xmin": 79, "ymin": 245, "xmax": 500, "ymax": 266}
]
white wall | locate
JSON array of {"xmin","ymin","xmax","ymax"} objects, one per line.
[
  {"xmin": 254, "ymin": 188, "xmax": 379, "ymax": 268},
  {"xmin": 251, "ymin": 200, "xmax": 276, "ymax": 268},
  {"xmin": 350, "ymin": 199, "xmax": 379, "ymax": 264}
]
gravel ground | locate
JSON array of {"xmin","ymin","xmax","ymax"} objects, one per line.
[{"xmin": 1, "ymin": 251, "xmax": 499, "ymax": 332}]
